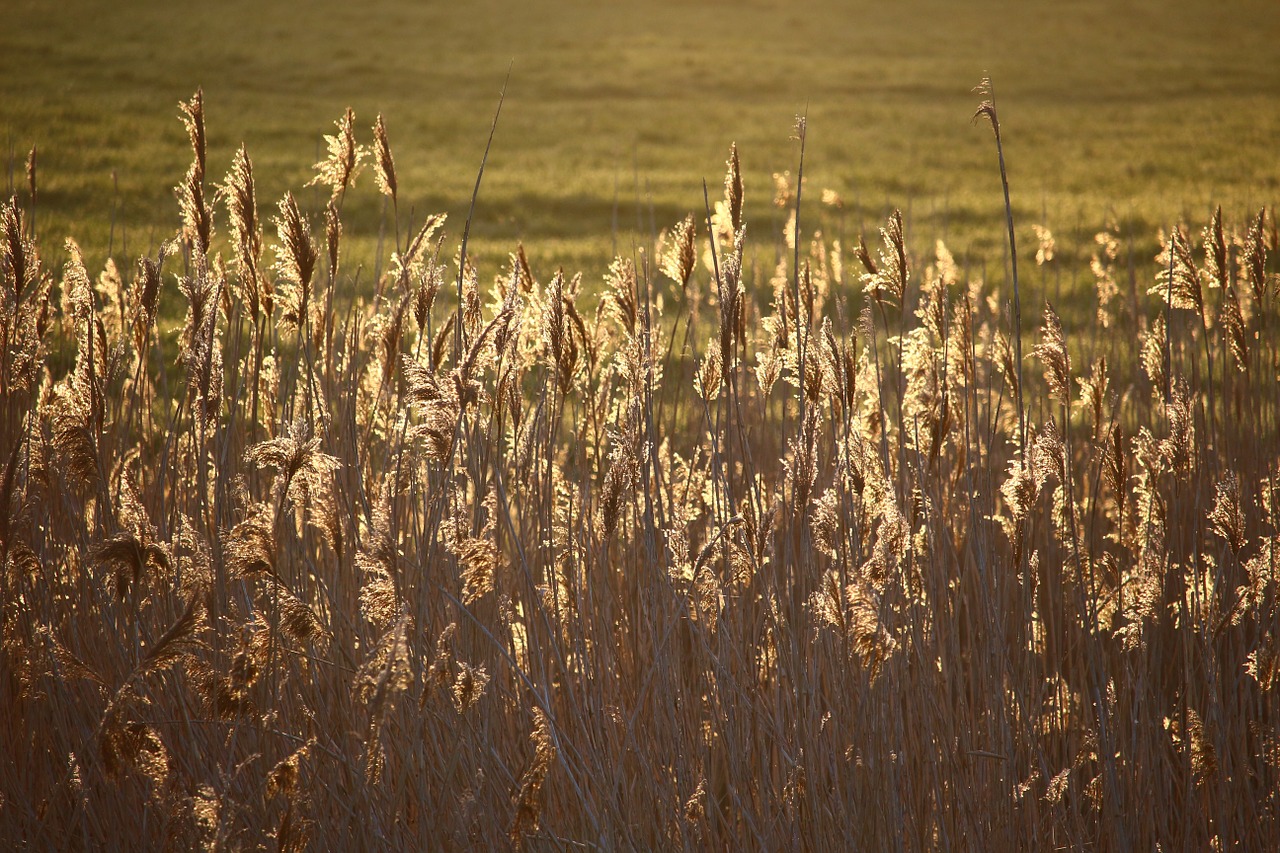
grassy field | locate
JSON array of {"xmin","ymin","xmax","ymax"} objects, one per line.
[
  {"xmin": 3, "ymin": 1, "xmax": 1280, "ymax": 850},
  {"xmin": 4, "ymin": 0, "xmax": 1279, "ymax": 284}
]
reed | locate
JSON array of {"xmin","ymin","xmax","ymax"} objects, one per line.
[{"xmin": 1, "ymin": 90, "xmax": 1277, "ymax": 850}]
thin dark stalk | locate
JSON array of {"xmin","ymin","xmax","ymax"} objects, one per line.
[
  {"xmin": 455, "ymin": 64, "xmax": 510, "ymax": 359},
  {"xmin": 792, "ymin": 113, "xmax": 809, "ymax": 437},
  {"xmin": 975, "ymin": 78, "xmax": 1026, "ymax": 453}
]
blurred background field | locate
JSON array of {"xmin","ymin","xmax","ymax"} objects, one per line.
[{"xmin": 3, "ymin": 0, "xmax": 1279, "ymax": 291}]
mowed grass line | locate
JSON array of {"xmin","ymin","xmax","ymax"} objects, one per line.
[{"xmin": 3, "ymin": 0, "xmax": 1279, "ymax": 285}]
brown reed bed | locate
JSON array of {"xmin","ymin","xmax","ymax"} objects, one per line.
[{"xmin": 1, "ymin": 89, "xmax": 1278, "ymax": 850}]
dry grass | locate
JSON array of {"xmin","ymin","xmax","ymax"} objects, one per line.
[{"xmin": 2, "ymin": 91, "xmax": 1279, "ymax": 850}]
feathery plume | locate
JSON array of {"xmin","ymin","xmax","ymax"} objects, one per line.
[
  {"xmin": 1150, "ymin": 225, "xmax": 1201, "ymax": 311},
  {"xmin": 660, "ymin": 214, "xmax": 697, "ymax": 289},
  {"xmin": 860, "ymin": 210, "xmax": 907, "ymax": 306},
  {"xmin": 372, "ymin": 113, "xmax": 397, "ymax": 203},
  {"xmin": 176, "ymin": 90, "xmax": 212, "ymax": 254},
  {"xmin": 308, "ymin": 106, "xmax": 367, "ymax": 202},
  {"xmin": 1034, "ymin": 303, "xmax": 1071, "ymax": 402},
  {"xmin": 273, "ymin": 192, "xmax": 318, "ymax": 330},
  {"xmin": 724, "ymin": 142, "xmax": 744, "ymax": 233},
  {"xmin": 1242, "ymin": 208, "xmax": 1269, "ymax": 305},
  {"xmin": 511, "ymin": 706, "xmax": 556, "ymax": 845},
  {"xmin": 219, "ymin": 145, "xmax": 269, "ymax": 323}
]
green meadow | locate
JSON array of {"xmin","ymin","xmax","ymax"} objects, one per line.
[{"xmin": 4, "ymin": 0, "xmax": 1279, "ymax": 288}]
